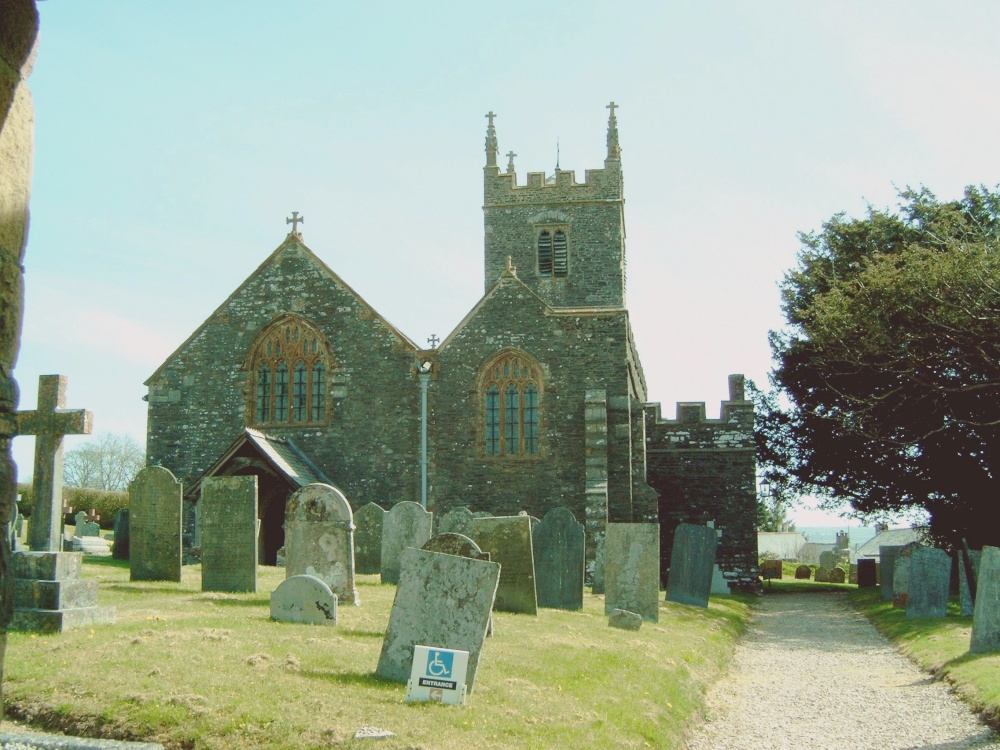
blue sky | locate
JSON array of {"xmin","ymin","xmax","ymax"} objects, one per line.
[{"xmin": 13, "ymin": 2, "xmax": 1000, "ymax": 526}]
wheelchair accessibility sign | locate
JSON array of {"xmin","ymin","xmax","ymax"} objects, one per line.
[{"xmin": 406, "ymin": 645, "xmax": 469, "ymax": 705}]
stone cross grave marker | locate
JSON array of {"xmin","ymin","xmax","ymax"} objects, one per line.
[
  {"xmin": 381, "ymin": 501, "xmax": 432, "ymax": 585},
  {"xmin": 532, "ymin": 507, "xmax": 584, "ymax": 610},
  {"xmin": 906, "ymin": 546, "xmax": 951, "ymax": 619},
  {"xmin": 201, "ymin": 475, "xmax": 258, "ymax": 593},
  {"xmin": 129, "ymin": 465, "xmax": 183, "ymax": 582},
  {"xmin": 970, "ymin": 545, "xmax": 1000, "ymax": 654},
  {"xmin": 74, "ymin": 510, "xmax": 100, "ymax": 538},
  {"xmin": 605, "ymin": 523, "xmax": 660, "ymax": 623},
  {"xmin": 666, "ymin": 523, "xmax": 719, "ymax": 607},
  {"xmin": 376, "ymin": 546, "xmax": 500, "ymax": 691},
  {"xmin": 353, "ymin": 502, "xmax": 386, "ymax": 574},
  {"xmin": 284, "ymin": 483, "xmax": 358, "ymax": 605},
  {"xmin": 472, "ymin": 515, "xmax": 538, "ymax": 615},
  {"xmin": 15, "ymin": 375, "xmax": 92, "ymax": 552}
]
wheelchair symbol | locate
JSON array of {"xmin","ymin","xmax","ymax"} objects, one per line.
[{"xmin": 426, "ymin": 650, "xmax": 453, "ymax": 678}]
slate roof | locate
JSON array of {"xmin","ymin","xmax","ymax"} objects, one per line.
[{"xmin": 855, "ymin": 528, "xmax": 927, "ymax": 560}]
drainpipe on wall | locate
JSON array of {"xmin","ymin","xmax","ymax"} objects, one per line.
[{"xmin": 418, "ymin": 363, "xmax": 432, "ymax": 509}]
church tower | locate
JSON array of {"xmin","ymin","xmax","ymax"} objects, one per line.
[{"xmin": 482, "ymin": 104, "xmax": 626, "ymax": 309}]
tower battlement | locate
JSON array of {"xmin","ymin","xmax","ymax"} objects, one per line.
[{"xmin": 484, "ymin": 165, "xmax": 623, "ymax": 206}]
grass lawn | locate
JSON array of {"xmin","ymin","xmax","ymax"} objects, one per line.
[
  {"xmin": 851, "ymin": 588, "xmax": 1000, "ymax": 730},
  {"xmin": 4, "ymin": 558, "xmax": 754, "ymax": 749}
]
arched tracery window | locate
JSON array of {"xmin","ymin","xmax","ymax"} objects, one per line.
[
  {"xmin": 247, "ymin": 315, "xmax": 330, "ymax": 426},
  {"xmin": 481, "ymin": 350, "xmax": 541, "ymax": 456}
]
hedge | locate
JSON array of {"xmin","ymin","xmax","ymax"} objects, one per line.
[{"xmin": 15, "ymin": 483, "xmax": 128, "ymax": 530}]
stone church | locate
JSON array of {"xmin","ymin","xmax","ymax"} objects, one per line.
[{"xmin": 144, "ymin": 105, "xmax": 759, "ymax": 589}]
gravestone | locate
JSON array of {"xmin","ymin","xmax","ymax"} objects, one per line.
[
  {"xmin": 710, "ymin": 565, "xmax": 730, "ymax": 595},
  {"xmin": 130, "ymin": 465, "xmax": 183, "ymax": 582},
  {"xmin": 112, "ymin": 508, "xmax": 130, "ymax": 560},
  {"xmin": 759, "ymin": 559, "xmax": 783, "ymax": 581},
  {"xmin": 270, "ymin": 574, "xmax": 338, "ymax": 625},
  {"xmin": 666, "ymin": 523, "xmax": 718, "ymax": 608},
  {"xmin": 7, "ymin": 494, "xmax": 23, "ymax": 552},
  {"xmin": 906, "ymin": 546, "xmax": 951, "ymax": 619},
  {"xmin": 893, "ymin": 546, "xmax": 916, "ymax": 608},
  {"xmin": 592, "ymin": 532, "xmax": 606, "ymax": 594},
  {"xmin": 201, "ymin": 476, "xmax": 258, "ymax": 593},
  {"xmin": 857, "ymin": 558, "xmax": 877, "ymax": 588},
  {"xmin": 959, "ymin": 549, "xmax": 983, "ymax": 617},
  {"xmin": 604, "ymin": 523, "xmax": 659, "ymax": 623},
  {"xmin": 814, "ymin": 567, "xmax": 830, "ymax": 582},
  {"xmin": 284, "ymin": 483, "xmax": 358, "ymax": 605},
  {"xmin": 381, "ymin": 501, "xmax": 432, "ymax": 585},
  {"xmin": 532, "ymin": 507, "xmax": 585, "ymax": 610},
  {"xmin": 794, "ymin": 564, "xmax": 811, "ymax": 580},
  {"xmin": 423, "ymin": 533, "xmax": 490, "ymax": 561},
  {"xmin": 438, "ymin": 506, "xmax": 476, "ymax": 538},
  {"xmin": 609, "ymin": 609, "xmax": 643, "ymax": 631},
  {"xmin": 849, "ymin": 564, "xmax": 858, "ymax": 584},
  {"xmin": 353, "ymin": 502, "xmax": 386, "ymax": 575},
  {"xmin": 819, "ymin": 550, "xmax": 836, "ymax": 570},
  {"xmin": 879, "ymin": 545, "xmax": 905, "ymax": 603},
  {"xmin": 73, "ymin": 535, "xmax": 111, "ymax": 556},
  {"xmin": 74, "ymin": 511, "xmax": 100, "ymax": 538},
  {"xmin": 970, "ymin": 546, "xmax": 1000, "ymax": 654},
  {"xmin": 829, "ymin": 567, "xmax": 846, "ymax": 584},
  {"xmin": 11, "ymin": 551, "xmax": 115, "ymax": 632},
  {"xmin": 376, "ymin": 547, "xmax": 500, "ymax": 691},
  {"xmin": 472, "ymin": 515, "xmax": 537, "ymax": 615}
]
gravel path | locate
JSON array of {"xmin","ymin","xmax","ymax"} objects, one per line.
[{"xmin": 685, "ymin": 592, "xmax": 1000, "ymax": 750}]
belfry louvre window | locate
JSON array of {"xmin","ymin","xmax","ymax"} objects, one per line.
[
  {"xmin": 248, "ymin": 315, "xmax": 329, "ymax": 426},
  {"xmin": 537, "ymin": 229, "xmax": 568, "ymax": 277},
  {"xmin": 481, "ymin": 350, "xmax": 541, "ymax": 456}
]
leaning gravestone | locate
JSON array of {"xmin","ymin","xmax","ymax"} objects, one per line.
[
  {"xmin": 906, "ymin": 546, "xmax": 951, "ymax": 619},
  {"xmin": 959, "ymin": 549, "xmax": 983, "ymax": 617},
  {"xmin": 472, "ymin": 515, "xmax": 537, "ymax": 615},
  {"xmin": 112, "ymin": 508, "xmax": 130, "ymax": 560},
  {"xmin": 284, "ymin": 483, "xmax": 358, "ymax": 605},
  {"xmin": 270, "ymin": 574, "xmax": 337, "ymax": 625},
  {"xmin": 970, "ymin": 546, "xmax": 1000, "ymax": 654},
  {"xmin": 857, "ymin": 558, "xmax": 877, "ymax": 588},
  {"xmin": 201, "ymin": 476, "xmax": 258, "ymax": 593},
  {"xmin": 879, "ymin": 545, "xmax": 905, "ymax": 603},
  {"xmin": 353, "ymin": 502, "xmax": 386, "ymax": 575},
  {"xmin": 604, "ymin": 523, "xmax": 659, "ymax": 623},
  {"xmin": 376, "ymin": 547, "xmax": 500, "ymax": 691},
  {"xmin": 438, "ymin": 506, "xmax": 476, "ymax": 538},
  {"xmin": 130, "ymin": 465, "xmax": 183, "ymax": 582},
  {"xmin": 666, "ymin": 523, "xmax": 718, "ymax": 608},
  {"xmin": 532, "ymin": 507, "xmax": 585, "ymax": 610},
  {"xmin": 381, "ymin": 501, "xmax": 432, "ymax": 585}
]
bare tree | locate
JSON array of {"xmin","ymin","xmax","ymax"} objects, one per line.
[{"xmin": 63, "ymin": 433, "xmax": 145, "ymax": 492}]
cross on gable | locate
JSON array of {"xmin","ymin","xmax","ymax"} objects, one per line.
[
  {"xmin": 16, "ymin": 374, "xmax": 93, "ymax": 552},
  {"xmin": 286, "ymin": 211, "xmax": 305, "ymax": 234},
  {"xmin": 427, "ymin": 334, "xmax": 440, "ymax": 348},
  {"xmin": 606, "ymin": 101, "xmax": 618, "ymax": 118}
]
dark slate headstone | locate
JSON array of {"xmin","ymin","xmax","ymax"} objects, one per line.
[
  {"xmin": 129, "ymin": 466, "xmax": 183, "ymax": 582},
  {"xmin": 270, "ymin": 574, "xmax": 337, "ymax": 625},
  {"xmin": 376, "ymin": 547, "xmax": 499, "ymax": 691},
  {"xmin": 959, "ymin": 549, "xmax": 983, "ymax": 617},
  {"xmin": 284, "ymin": 483, "xmax": 358, "ymax": 605},
  {"xmin": 970, "ymin": 545, "xmax": 1000, "ymax": 654},
  {"xmin": 532, "ymin": 507, "xmax": 585, "ymax": 611},
  {"xmin": 906, "ymin": 546, "xmax": 951, "ymax": 619},
  {"xmin": 423, "ymin": 532, "xmax": 490, "ymax": 561},
  {"xmin": 438, "ymin": 506, "xmax": 476, "ymax": 538},
  {"xmin": 112, "ymin": 508, "xmax": 130, "ymax": 560},
  {"xmin": 353, "ymin": 502, "xmax": 386, "ymax": 575},
  {"xmin": 666, "ymin": 523, "xmax": 717, "ymax": 608},
  {"xmin": 879, "ymin": 545, "xmax": 905, "ymax": 603},
  {"xmin": 380, "ymin": 501, "xmax": 432, "ymax": 585},
  {"xmin": 472, "ymin": 515, "xmax": 537, "ymax": 615},
  {"xmin": 760, "ymin": 559, "xmax": 782, "ymax": 580},
  {"xmin": 604, "ymin": 523, "xmax": 659, "ymax": 623},
  {"xmin": 857, "ymin": 558, "xmax": 877, "ymax": 588},
  {"xmin": 200, "ymin": 476, "xmax": 258, "ymax": 593}
]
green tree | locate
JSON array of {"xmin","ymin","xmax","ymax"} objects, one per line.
[
  {"xmin": 63, "ymin": 433, "xmax": 145, "ymax": 492},
  {"xmin": 759, "ymin": 186, "xmax": 1000, "ymax": 548}
]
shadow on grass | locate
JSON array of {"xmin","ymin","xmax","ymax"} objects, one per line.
[
  {"xmin": 338, "ymin": 629, "xmax": 386, "ymax": 639},
  {"xmin": 299, "ymin": 669, "xmax": 399, "ymax": 690},
  {"xmin": 189, "ymin": 595, "xmax": 269, "ymax": 608},
  {"xmin": 82, "ymin": 557, "xmax": 130, "ymax": 570},
  {"xmin": 102, "ymin": 583, "xmax": 191, "ymax": 596}
]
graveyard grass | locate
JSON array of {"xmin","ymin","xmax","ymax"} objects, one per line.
[
  {"xmin": 4, "ymin": 559, "xmax": 754, "ymax": 749},
  {"xmin": 853, "ymin": 589, "xmax": 1000, "ymax": 729}
]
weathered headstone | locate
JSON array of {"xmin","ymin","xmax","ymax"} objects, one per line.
[
  {"xmin": 879, "ymin": 545, "xmax": 905, "ymax": 603},
  {"xmin": 666, "ymin": 524, "xmax": 718, "ymax": 608},
  {"xmin": 893, "ymin": 546, "xmax": 916, "ymax": 609},
  {"xmin": 959, "ymin": 549, "xmax": 983, "ymax": 617},
  {"xmin": 857, "ymin": 558, "xmax": 877, "ymax": 588},
  {"xmin": 794, "ymin": 564, "xmax": 812, "ymax": 580},
  {"xmin": 14, "ymin": 375, "xmax": 93, "ymax": 552},
  {"xmin": 710, "ymin": 565, "xmax": 730, "ymax": 595},
  {"xmin": 819, "ymin": 550, "xmax": 836, "ymax": 570},
  {"xmin": 381, "ymin": 501, "xmax": 432, "ymax": 585},
  {"xmin": 829, "ymin": 567, "xmax": 846, "ymax": 584},
  {"xmin": 970, "ymin": 546, "xmax": 1000, "ymax": 654},
  {"xmin": 353, "ymin": 502, "xmax": 386, "ymax": 575},
  {"xmin": 376, "ymin": 547, "xmax": 499, "ymax": 691},
  {"xmin": 74, "ymin": 511, "xmax": 100, "ymax": 538},
  {"xmin": 532, "ymin": 507, "xmax": 585, "ymax": 610},
  {"xmin": 200, "ymin": 476, "xmax": 258, "ymax": 593},
  {"xmin": 284, "ymin": 483, "xmax": 358, "ymax": 605},
  {"xmin": 422, "ymin": 533, "xmax": 489, "ymax": 561},
  {"xmin": 73, "ymin": 535, "xmax": 111, "ymax": 556},
  {"xmin": 604, "ymin": 523, "xmax": 659, "ymax": 623},
  {"xmin": 130, "ymin": 465, "xmax": 183, "ymax": 582},
  {"xmin": 592, "ymin": 532, "xmax": 606, "ymax": 594},
  {"xmin": 438, "ymin": 506, "xmax": 476, "ymax": 538},
  {"xmin": 609, "ymin": 608, "xmax": 643, "ymax": 631},
  {"xmin": 472, "ymin": 515, "xmax": 537, "ymax": 615},
  {"xmin": 759, "ymin": 559, "xmax": 783, "ymax": 581},
  {"xmin": 270, "ymin": 574, "xmax": 337, "ymax": 625},
  {"xmin": 112, "ymin": 508, "xmax": 130, "ymax": 560},
  {"xmin": 906, "ymin": 546, "xmax": 951, "ymax": 619},
  {"xmin": 814, "ymin": 566, "xmax": 831, "ymax": 582}
]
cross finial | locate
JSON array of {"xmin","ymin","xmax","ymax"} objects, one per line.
[
  {"xmin": 286, "ymin": 211, "xmax": 304, "ymax": 235},
  {"xmin": 506, "ymin": 150, "xmax": 517, "ymax": 174},
  {"xmin": 606, "ymin": 101, "xmax": 621, "ymax": 161},
  {"xmin": 486, "ymin": 111, "xmax": 496, "ymax": 129},
  {"xmin": 485, "ymin": 111, "xmax": 499, "ymax": 168},
  {"xmin": 607, "ymin": 101, "xmax": 618, "ymax": 118},
  {"xmin": 427, "ymin": 334, "xmax": 440, "ymax": 348}
]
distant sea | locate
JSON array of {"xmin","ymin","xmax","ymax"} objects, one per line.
[{"xmin": 794, "ymin": 525, "xmax": 878, "ymax": 546}]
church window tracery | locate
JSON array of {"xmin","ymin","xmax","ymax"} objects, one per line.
[
  {"xmin": 480, "ymin": 350, "xmax": 542, "ymax": 456},
  {"xmin": 247, "ymin": 315, "xmax": 331, "ymax": 426}
]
